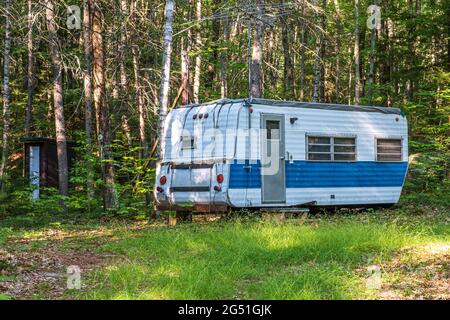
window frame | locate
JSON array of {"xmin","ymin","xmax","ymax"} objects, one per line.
[
  {"xmin": 306, "ymin": 134, "xmax": 357, "ymax": 162},
  {"xmin": 375, "ymin": 137, "xmax": 403, "ymax": 162}
]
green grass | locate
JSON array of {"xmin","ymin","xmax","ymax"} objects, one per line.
[
  {"xmin": 1, "ymin": 199, "xmax": 449, "ymax": 300},
  {"xmin": 79, "ymin": 212, "xmax": 449, "ymax": 300}
]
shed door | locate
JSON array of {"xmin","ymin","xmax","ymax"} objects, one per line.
[
  {"xmin": 29, "ymin": 145, "xmax": 40, "ymax": 199},
  {"xmin": 261, "ymin": 114, "xmax": 286, "ymax": 203}
]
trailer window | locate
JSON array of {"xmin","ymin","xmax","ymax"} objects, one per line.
[
  {"xmin": 308, "ymin": 136, "xmax": 356, "ymax": 161},
  {"xmin": 308, "ymin": 137, "xmax": 331, "ymax": 160},
  {"xmin": 181, "ymin": 136, "xmax": 196, "ymax": 149},
  {"xmin": 266, "ymin": 120, "xmax": 280, "ymax": 140},
  {"xmin": 376, "ymin": 139, "xmax": 402, "ymax": 162},
  {"xmin": 333, "ymin": 137, "xmax": 356, "ymax": 161}
]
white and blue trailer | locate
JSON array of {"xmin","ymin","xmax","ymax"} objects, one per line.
[{"xmin": 155, "ymin": 98, "xmax": 408, "ymax": 214}]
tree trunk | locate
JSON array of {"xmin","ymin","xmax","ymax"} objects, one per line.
[
  {"xmin": 281, "ymin": 0, "xmax": 294, "ymax": 97},
  {"xmin": 354, "ymin": 0, "xmax": 361, "ymax": 105},
  {"xmin": 347, "ymin": 40, "xmax": 353, "ymax": 104},
  {"xmin": 250, "ymin": 0, "xmax": 264, "ymax": 99},
  {"xmin": 207, "ymin": 0, "xmax": 221, "ymax": 87},
  {"xmin": 0, "ymin": 0, "xmax": 12, "ymax": 188},
  {"xmin": 193, "ymin": 0, "xmax": 202, "ymax": 103},
  {"xmin": 367, "ymin": 20, "xmax": 377, "ymax": 105},
  {"xmin": 83, "ymin": 0, "xmax": 95, "ymax": 199},
  {"xmin": 312, "ymin": 1, "xmax": 323, "ymax": 103},
  {"xmin": 130, "ymin": 0, "xmax": 148, "ymax": 159},
  {"xmin": 119, "ymin": 0, "xmax": 128, "ymax": 93},
  {"xmin": 92, "ymin": 3, "xmax": 118, "ymax": 210},
  {"xmin": 319, "ymin": 0, "xmax": 327, "ymax": 102},
  {"xmin": 25, "ymin": 0, "xmax": 34, "ymax": 136},
  {"xmin": 220, "ymin": 11, "xmax": 229, "ymax": 98},
  {"xmin": 333, "ymin": 0, "xmax": 341, "ymax": 103},
  {"xmin": 299, "ymin": 2, "xmax": 306, "ymax": 100},
  {"xmin": 46, "ymin": 0, "xmax": 69, "ymax": 197},
  {"xmin": 181, "ymin": 38, "xmax": 190, "ymax": 105},
  {"xmin": 158, "ymin": 0, "xmax": 175, "ymax": 157}
]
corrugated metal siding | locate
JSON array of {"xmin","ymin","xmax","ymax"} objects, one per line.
[
  {"xmin": 229, "ymin": 160, "xmax": 261, "ymax": 189},
  {"xmin": 229, "ymin": 161, "xmax": 408, "ymax": 189},
  {"xmin": 229, "ymin": 186, "xmax": 403, "ymax": 207},
  {"xmin": 285, "ymin": 161, "xmax": 408, "ymax": 188}
]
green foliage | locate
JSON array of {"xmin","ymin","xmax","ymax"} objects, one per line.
[
  {"xmin": 0, "ymin": 0, "xmax": 449, "ymax": 216},
  {"xmin": 406, "ymin": 152, "xmax": 450, "ymax": 193},
  {"xmin": 6, "ymin": 187, "xmax": 66, "ymax": 217}
]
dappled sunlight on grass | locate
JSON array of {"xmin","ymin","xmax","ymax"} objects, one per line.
[
  {"xmin": 416, "ymin": 242, "xmax": 450, "ymax": 255},
  {"xmin": 2, "ymin": 209, "xmax": 447, "ymax": 299},
  {"xmin": 79, "ymin": 217, "xmax": 449, "ymax": 300}
]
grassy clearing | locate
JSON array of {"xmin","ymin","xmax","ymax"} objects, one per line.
[
  {"xmin": 81, "ymin": 212, "xmax": 448, "ymax": 300},
  {"xmin": 0, "ymin": 203, "xmax": 449, "ymax": 300}
]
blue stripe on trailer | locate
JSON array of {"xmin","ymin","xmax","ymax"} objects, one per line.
[
  {"xmin": 229, "ymin": 161, "xmax": 408, "ymax": 189},
  {"xmin": 228, "ymin": 160, "xmax": 262, "ymax": 189}
]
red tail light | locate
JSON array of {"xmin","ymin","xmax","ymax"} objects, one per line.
[
  {"xmin": 159, "ymin": 176, "xmax": 167, "ymax": 185},
  {"xmin": 216, "ymin": 174, "xmax": 224, "ymax": 184}
]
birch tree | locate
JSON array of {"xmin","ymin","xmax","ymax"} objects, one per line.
[
  {"xmin": 45, "ymin": 0, "xmax": 69, "ymax": 197},
  {"xmin": 158, "ymin": 0, "xmax": 175, "ymax": 157}
]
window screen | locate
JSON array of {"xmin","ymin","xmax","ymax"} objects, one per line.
[
  {"xmin": 308, "ymin": 137, "xmax": 331, "ymax": 161},
  {"xmin": 376, "ymin": 138, "xmax": 402, "ymax": 162},
  {"xmin": 333, "ymin": 137, "xmax": 356, "ymax": 161},
  {"xmin": 308, "ymin": 136, "xmax": 356, "ymax": 161}
]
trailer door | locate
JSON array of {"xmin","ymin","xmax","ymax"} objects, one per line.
[{"xmin": 261, "ymin": 114, "xmax": 286, "ymax": 203}]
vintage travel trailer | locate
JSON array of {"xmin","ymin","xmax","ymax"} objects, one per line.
[{"xmin": 155, "ymin": 98, "xmax": 408, "ymax": 213}]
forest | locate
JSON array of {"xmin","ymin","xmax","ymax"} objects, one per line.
[
  {"xmin": 0, "ymin": 0, "xmax": 449, "ymax": 300},
  {"xmin": 0, "ymin": 0, "xmax": 448, "ymax": 214}
]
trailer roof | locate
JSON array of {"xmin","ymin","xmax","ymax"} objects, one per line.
[{"xmin": 177, "ymin": 98, "xmax": 403, "ymax": 115}]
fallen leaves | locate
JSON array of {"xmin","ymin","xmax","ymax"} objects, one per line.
[
  {"xmin": 0, "ymin": 245, "xmax": 107, "ymax": 299},
  {"xmin": 376, "ymin": 243, "xmax": 450, "ymax": 300}
]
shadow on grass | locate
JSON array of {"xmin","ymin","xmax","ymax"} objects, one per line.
[{"xmin": 81, "ymin": 218, "xmax": 448, "ymax": 300}]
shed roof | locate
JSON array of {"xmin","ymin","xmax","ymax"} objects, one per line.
[
  {"xmin": 22, "ymin": 137, "xmax": 77, "ymax": 145},
  {"xmin": 177, "ymin": 98, "xmax": 403, "ymax": 115}
]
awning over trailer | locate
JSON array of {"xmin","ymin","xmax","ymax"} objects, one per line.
[{"xmin": 175, "ymin": 98, "xmax": 403, "ymax": 115}]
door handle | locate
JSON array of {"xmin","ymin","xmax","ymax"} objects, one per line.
[{"xmin": 280, "ymin": 156, "xmax": 285, "ymax": 160}]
